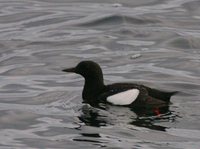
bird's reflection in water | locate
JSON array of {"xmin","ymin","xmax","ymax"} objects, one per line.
[
  {"xmin": 78, "ymin": 104, "xmax": 179, "ymax": 131},
  {"xmin": 130, "ymin": 106, "xmax": 174, "ymax": 131},
  {"xmin": 78, "ymin": 104, "xmax": 108, "ymax": 127}
]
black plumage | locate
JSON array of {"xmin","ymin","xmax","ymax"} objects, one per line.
[{"xmin": 63, "ymin": 61, "xmax": 177, "ymax": 107}]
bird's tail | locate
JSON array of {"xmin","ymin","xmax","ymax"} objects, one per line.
[
  {"xmin": 163, "ymin": 91, "xmax": 179, "ymax": 102},
  {"xmin": 146, "ymin": 86, "xmax": 178, "ymax": 103}
]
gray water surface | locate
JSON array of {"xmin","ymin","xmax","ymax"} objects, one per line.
[{"xmin": 0, "ymin": 0, "xmax": 200, "ymax": 148}]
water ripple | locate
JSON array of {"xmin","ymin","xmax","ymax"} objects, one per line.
[{"xmin": 0, "ymin": 0, "xmax": 200, "ymax": 148}]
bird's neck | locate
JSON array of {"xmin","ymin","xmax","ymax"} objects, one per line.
[{"xmin": 82, "ymin": 76, "xmax": 105, "ymax": 103}]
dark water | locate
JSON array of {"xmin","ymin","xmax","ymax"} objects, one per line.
[{"xmin": 0, "ymin": 0, "xmax": 200, "ymax": 148}]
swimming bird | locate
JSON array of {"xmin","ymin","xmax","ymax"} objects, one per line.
[{"xmin": 62, "ymin": 61, "xmax": 177, "ymax": 107}]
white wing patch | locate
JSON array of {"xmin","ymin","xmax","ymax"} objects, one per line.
[{"xmin": 107, "ymin": 89, "xmax": 140, "ymax": 105}]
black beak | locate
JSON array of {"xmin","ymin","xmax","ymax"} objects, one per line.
[{"xmin": 62, "ymin": 67, "xmax": 76, "ymax": 73}]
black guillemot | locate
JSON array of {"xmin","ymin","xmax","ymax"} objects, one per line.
[{"xmin": 62, "ymin": 61, "xmax": 177, "ymax": 107}]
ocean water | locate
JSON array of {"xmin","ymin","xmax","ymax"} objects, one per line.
[{"xmin": 0, "ymin": 0, "xmax": 200, "ymax": 148}]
